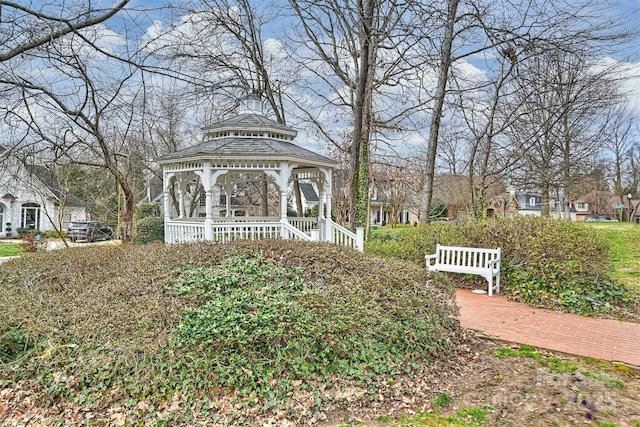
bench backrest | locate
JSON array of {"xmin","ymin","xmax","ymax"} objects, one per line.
[{"xmin": 434, "ymin": 244, "xmax": 500, "ymax": 269}]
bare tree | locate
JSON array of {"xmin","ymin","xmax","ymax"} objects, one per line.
[
  {"xmin": 419, "ymin": 0, "xmax": 459, "ymax": 222},
  {"xmin": 287, "ymin": 0, "xmax": 423, "ymax": 232},
  {"xmin": 159, "ymin": 0, "xmax": 306, "ymax": 216},
  {"xmin": 0, "ymin": 24, "xmax": 149, "ymax": 241},
  {"xmin": 370, "ymin": 156, "xmax": 421, "ymax": 228},
  {"xmin": 602, "ymin": 105, "xmax": 635, "ymax": 198},
  {"xmin": 417, "ymin": 0, "xmax": 633, "ymax": 221},
  {"xmin": 507, "ymin": 48, "xmax": 624, "ymax": 216},
  {"xmin": 0, "ymin": 1, "xmax": 130, "ymax": 62}
]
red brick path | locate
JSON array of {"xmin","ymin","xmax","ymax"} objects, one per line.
[{"xmin": 456, "ymin": 289, "xmax": 640, "ymax": 367}]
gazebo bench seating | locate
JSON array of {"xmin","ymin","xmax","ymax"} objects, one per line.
[{"xmin": 425, "ymin": 244, "xmax": 501, "ymax": 297}]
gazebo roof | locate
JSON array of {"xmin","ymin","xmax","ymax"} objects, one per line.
[
  {"xmin": 158, "ymin": 109, "xmax": 336, "ymax": 168},
  {"xmin": 202, "ymin": 113, "xmax": 298, "ymax": 139},
  {"xmin": 158, "ymin": 136, "xmax": 336, "ymax": 167}
]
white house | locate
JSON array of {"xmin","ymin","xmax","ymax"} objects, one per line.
[
  {"xmin": 0, "ymin": 146, "xmax": 87, "ymax": 237},
  {"xmin": 288, "ymin": 182, "xmax": 320, "ymax": 216}
]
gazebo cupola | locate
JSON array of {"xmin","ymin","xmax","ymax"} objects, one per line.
[{"xmin": 157, "ymin": 95, "xmax": 363, "ymax": 250}]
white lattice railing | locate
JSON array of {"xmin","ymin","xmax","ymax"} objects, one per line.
[
  {"xmin": 211, "ymin": 222, "xmax": 284, "ymax": 242},
  {"xmin": 212, "ymin": 216, "xmax": 280, "ymax": 223}
]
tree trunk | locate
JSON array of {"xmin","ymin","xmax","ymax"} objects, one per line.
[
  {"xmin": 261, "ymin": 178, "xmax": 269, "ymax": 216},
  {"xmin": 420, "ymin": 0, "xmax": 460, "ymax": 222},
  {"xmin": 348, "ymin": 0, "xmax": 375, "ymax": 232},
  {"xmin": 293, "ymin": 180, "xmax": 303, "ymax": 216}
]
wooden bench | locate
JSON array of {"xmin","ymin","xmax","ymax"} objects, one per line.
[{"xmin": 425, "ymin": 244, "xmax": 501, "ymax": 297}]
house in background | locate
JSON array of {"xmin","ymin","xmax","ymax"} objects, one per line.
[
  {"xmin": 0, "ymin": 145, "xmax": 87, "ymax": 237},
  {"xmin": 514, "ymin": 193, "xmax": 543, "ymax": 216},
  {"xmin": 570, "ymin": 199, "xmax": 591, "ymax": 221},
  {"xmin": 369, "ymin": 187, "xmax": 416, "ymax": 226},
  {"xmin": 288, "ymin": 182, "xmax": 320, "ymax": 216}
]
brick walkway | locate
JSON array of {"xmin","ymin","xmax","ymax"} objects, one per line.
[{"xmin": 456, "ymin": 289, "xmax": 640, "ymax": 367}]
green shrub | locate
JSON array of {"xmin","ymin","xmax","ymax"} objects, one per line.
[
  {"xmin": 16, "ymin": 227, "xmax": 33, "ymax": 238},
  {"xmin": 367, "ymin": 217, "xmax": 629, "ymax": 315},
  {"xmin": 133, "ymin": 216, "xmax": 164, "ymax": 244},
  {"xmin": 0, "ymin": 240, "xmax": 459, "ymax": 419},
  {"xmin": 134, "ymin": 203, "xmax": 160, "ymax": 222},
  {"xmin": 42, "ymin": 230, "xmax": 60, "ymax": 239},
  {"xmin": 0, "ymin": 328, "xmax": 39, "ymax": 363},
  {"xmin": 169, "ymin": 251, "xmax": 457, "ymax": 397}
]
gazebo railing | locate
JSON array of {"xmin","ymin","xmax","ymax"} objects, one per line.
[
  {"xmin": 212, "ymin": 216, "xmax": 280, "ymax": 223},
  {"xmin": 165, "ymin": 220, "xmax": 205, "ymax": 244},
  {"xmin": 211, "ymin": 221, "xmax": 286, "ymax": 242},
  {"xmin": 287, "ymin": 217, "xmax": 319, "ymax": 233},
  {"xmin": 164, "ymin": 217, "xmax": 362, "ymax": 251},
  {"xmin": 212, "ymin": 216, "xmax": 318, "ymax": 233},
  {"xmin": 329, "ymin": 221, "xmax": 364, "ymax": 251},
  {"xmin": 281, "ymin": 220, "xmax": 313, "ymax": 241}
]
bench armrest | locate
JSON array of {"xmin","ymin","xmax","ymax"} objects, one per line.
[
  {"xmin": 425, "ymin": 253, "xmax": 437, "ymax": 267},
  {"xmin": 487, "ymin": 258, "xmax": 501, "ymax": 271}
]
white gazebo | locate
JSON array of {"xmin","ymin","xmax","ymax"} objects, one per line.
[{"xmin": 157, "ymin": 96, "xmax": 364, "ymax": 251}]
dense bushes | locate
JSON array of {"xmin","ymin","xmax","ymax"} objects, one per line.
[
  {"xmin": 133, "ymin": 216, "xmax": 164, "ymax": 244},
  {"xmin": 0, "ymin": 240, "xmax": 459, "ymax": 421},
  {"xmin": 133, "ymin": 203, "xmax": 163, "ymax": 244},
  {"xmin": 366, "ymin": 217, "xmax": 630, "ymax": 314},
  {"xmin": 171, "ymin": 251, "xmax": 457, "ymax": 398}
]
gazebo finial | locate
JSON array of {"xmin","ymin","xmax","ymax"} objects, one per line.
[{"xmin": 239, "ymin": 93, "xmax": 264, "ymax": 115}]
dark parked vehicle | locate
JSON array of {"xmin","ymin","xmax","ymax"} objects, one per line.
[{"xmin": 67, "ymin": 221, "xmax": 114, "ymax": 242}]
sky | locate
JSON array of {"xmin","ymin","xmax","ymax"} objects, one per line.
[
  {"xmin": 6, "ymin": 0, "xmax": 640, "ymax": 160},
  {"xmin": 122, "ymin": 0, "xmax": 640, "ymax": 103}
]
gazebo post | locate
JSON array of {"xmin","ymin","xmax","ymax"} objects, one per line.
[
  {"xmin": 323, "ymin": 168, "xmax": 333, "ymax": 242},
  {"xmin": 163, "ymin": 172, "xmax": 174, "ymax": 243},
  {"xmin": 176, "ymin": 185, "xmax": 184, "ymax": 218},
  {"xmin": 280, "ymin": 164, "xmax": 294, "ymax": 221},
  {"xmin": 202, "ymin": 161, "xmax": 213, "ymax": 240}
]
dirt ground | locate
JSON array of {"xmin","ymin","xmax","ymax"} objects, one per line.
[
  {"xmin": 318, "ymin": 336, "xmax": 640, "ymax": 427},
  {"xmin": 1, "ymin": 335, "xmax": 639, "ymax": 426}
]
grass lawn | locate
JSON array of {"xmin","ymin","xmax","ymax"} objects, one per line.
[
  {"xmin": 0, "ymin": 242, "xmax": 24, "ymax": 257},
  {"xmin": 586, "ymin": 222, "xmax": 640, "ymax": 292}
]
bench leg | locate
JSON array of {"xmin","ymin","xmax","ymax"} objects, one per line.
[
  {"xmin": 488, "ymin": 276, "xmax": 493, "ymax": 297},
  {"xmin": 495, "ymin": 273, "xmax": 500, "ymax": 295}
]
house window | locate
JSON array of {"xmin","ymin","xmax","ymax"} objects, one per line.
[
  {"xmin": 576, "ymin": 202, "xmax": 586, "ymax": 209},
  {"xmin": 0, "ymin": 204, "xmax": 4, "ymax": 231},
  {"xmin": 550, "ymin": 200, "xmax": 556, "ymax": 209},
  {"xmin": 21, "ymin": 203, "xmax": 40, "ymax": 230},
  {"xmin": 529, "ymin": 197, "xmax": 536, "ymax": 207}
]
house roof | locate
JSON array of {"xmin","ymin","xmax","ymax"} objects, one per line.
[
  {"xmin": 299, "ymin": 182, "xmax": 319, "ymax": 202},
  {"xmin": 25, "ymin": 164, "xmax": 86, "ymax": 207},
  {"xmin": 515, "ymin": 193, "xmax": 542, "ymax": 210}
]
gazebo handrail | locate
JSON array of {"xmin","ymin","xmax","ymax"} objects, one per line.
[
  {"xmin": 211, "ymin": 216, "xmax": 280, "ymax": 222},
  {"xmin": 329, "ymin": 221, "xmax": 363, "ymax": 251},
  {"xmin": 281, "ymin": 220, "xmax": 312, "ymax": 241}
]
